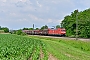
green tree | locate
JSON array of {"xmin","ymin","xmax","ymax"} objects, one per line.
[
  {"xmin": 29, "ymin": 28, "xmax": 34, "ymax": 30},
  {"xmin": 61, "ymin": 10, "xmax": 79, "ymax": 37},
  {"xmin": 0, "ymin": 26, "xmax": 1, "ymax": 30},
  {"xmin": 16, "ymin": 30, "xmax": 22, "ymax": 35},
  {"xmin": 35, "ymin": 28, "xmax": 39, "ymax": 30},
  {"xmin": 1, "ymin": 27, "xmax": 9, "ymax": 33},
  {"xmin": 23, "ymin": 28, "xmax": 29, "ymax": 30},
  {"xmin": 16, "ymin": 29, "xmax": 26, "ymax": 35},
  {"xmin": 61, "ymin": 8, "xmax": 90, "ymax": 38},
  {"xmin": 41, "ymin": 25, "xmax": 48, "ymax": 30},
  {"xmin": 56, "ymin": 25, "xmax": 60, "ymax": 29}
]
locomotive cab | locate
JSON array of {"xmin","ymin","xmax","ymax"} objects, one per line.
[{"xmin": 60, "ymin": 28, "xmax": 66, "ymax": 36}]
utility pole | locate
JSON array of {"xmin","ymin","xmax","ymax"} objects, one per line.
[
  {"xmin": 32, "ymin": 24, "xmax": 34, "ymax": 35},
  {"xmin": 33, "ymin": 24, "xmax": 34, "ymax": 30},
  {"xmin": 76, "ymin": 10, "xmax": 78, "ymax": 40}
]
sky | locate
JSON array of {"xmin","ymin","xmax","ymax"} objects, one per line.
[{"xmin": 0, "ymin": 0, "xmax": 90, "ymax": 30}]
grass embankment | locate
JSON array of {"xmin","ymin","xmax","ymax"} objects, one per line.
[{"xmin": 29, "ymin": 36, "xmax": 90, "ymax": 60}]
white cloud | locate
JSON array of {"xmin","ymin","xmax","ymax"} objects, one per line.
[
  {"xmin": 20, "ymin": 0, "xmax": 26, "ymax": 2},
  {"xmin": 0, "ymin": 0, "xmax": 6, "ymax": 2},
  {"xmin": 7, "ymin": 0, "xmax": 19, "ymax": 3},
  {"xmin": 28, "ymin": 14, "xmax": 38, "ymax": 20},
  {"xmin": 47, "ymin": 19, "xmax": 53, "ymax": 23},
  {"xmin": 9, "ymin": 13, "xmax": 16, "ymax": 16},
  {"xmin": 36, "ymin": 0, "xmax": 42, "ymax": 7},
  {"xmin": 28, "ymin": 14, "xmax": 47, "ymax": 24},
  {"xmin": 2, "ymin": 0, "xmax": 6, "ymax": 2}
]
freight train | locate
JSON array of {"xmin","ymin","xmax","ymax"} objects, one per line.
[{"xmin": 23, "ymin": 28, "xmax": 66, "ymax": 36}]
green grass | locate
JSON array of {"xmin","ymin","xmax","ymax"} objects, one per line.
[{"xmin": 28, "ymin": 35, "xmax": 90, "ymax": 60}]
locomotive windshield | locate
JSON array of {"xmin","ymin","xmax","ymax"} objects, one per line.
[{"xmin": 61, "ymin": 30, "xmax": 66, "ymax": 31}]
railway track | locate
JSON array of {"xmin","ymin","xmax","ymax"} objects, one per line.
[{"xmin": 29, "ymin": 35, "xmax": 90, "ymax": 41}]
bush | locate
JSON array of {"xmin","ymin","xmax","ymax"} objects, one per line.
[
  {"xmin": 16, "ymin": 30, "xmax": 22, "ymax": 35},
  {"xmin": 16, "ymin": 30, "xmax": 27, "ymax": 36},
  {"xmin": 21, "ymin": 32, "xmax": 27, "ymax": 36}
]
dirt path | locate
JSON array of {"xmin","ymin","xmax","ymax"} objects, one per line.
[
  {"xmin": 39, "ymin": 49, "xmax": 44, "ymax": 60},
  {"xmin": 39, "ymin": 49, "xmax": 58, "ymax": 60},
  {"xmin": 48, "ymin": 53, "xmax": 58, "ymax": 60}
]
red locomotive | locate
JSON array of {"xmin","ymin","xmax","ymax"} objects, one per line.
[{"xmin": 23, "ymin": 28, "xmax": 66, "ymax": 36}]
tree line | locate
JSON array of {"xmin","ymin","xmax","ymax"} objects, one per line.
[
  {"xmin": 0, "ymin": 25, "xmax": 60, "ymax": 35},
  {"xmin": 61, "ymin": 8, "xmax": 90, "ymax": 38},
  {"xmin": 22, "ymin": 25, "xmax": 60, "ymax": 30},
  {"xmin": 10, "ymin": 25, "xmax": 61, "ymax": 35},
  {"xmin": 0, "ymin": 26, "xmax": 9, "ymax": 33}
]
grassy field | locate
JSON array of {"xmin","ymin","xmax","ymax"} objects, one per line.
[
  {"xmin": 0, "ymin": 34, "xmax": 90, "ymax": 60},
  {"xmin": 28, "ymin": 35, "xmax": 90, "ymax": 60},
  {"xmin": 0, "ymin": 34, "xmax": 48, "ymax": 60}
]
